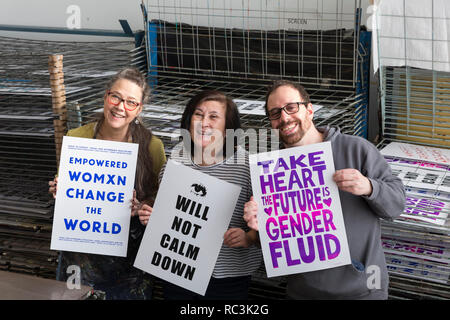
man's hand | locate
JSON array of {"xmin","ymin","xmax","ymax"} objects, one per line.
[{"xmin": 333, "ymin": 169, "xmax": 373, "ymax": 196}]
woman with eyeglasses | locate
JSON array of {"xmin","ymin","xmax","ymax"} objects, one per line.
[
  {"xmin": 137, "ymin": 90, "xmax": 262, "ymax": 300},
  {"xmin": 48, "ymin": 67, "xmax": 166, "ymax": 299}
]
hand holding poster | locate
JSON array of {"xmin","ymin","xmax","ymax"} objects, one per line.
[
  {"xmin": 249, "ymin": 142, "xmax": 351, "ymax": 277},
  {"xmin": 50, "ymin": 136, "xmax": 138, "ymax": 257},
  {"xmin": 134, "ymin": 160, "xmax": 241, "ymax": 296}
]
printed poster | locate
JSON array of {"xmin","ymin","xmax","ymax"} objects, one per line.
[
  {"xmin": 50, "ymin": 136, "xmax": 138, "ymax": 257},
  {"xmin": 249, "ymin": 142, "xmax": 351, "ymax": 277},
  {"xmin": 388, "ymin": 163, "xmax": 450, "ymax": 193},
  {"xmin": 380, "ymin": 142, "xmax": 450, "ymax": 165},
  {"xmin": 385, "ymin": 255, "xmax": 449, "ymax": 284},
  {"xmin": 382, "ymin": 237, "xmax": 450, "ymax": 264},
  {"xmin": 134, "ymin": 160, "xmax": 242, "ymax": 295},
  {"xmin": 402, "ymin": 195, "xmax": 449, "ymax": 226}
]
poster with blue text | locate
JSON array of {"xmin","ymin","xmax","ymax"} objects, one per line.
[
  {"xmin": 50, "ymin": 136, "xmax": 138, "ymax": 257},
  {"xmin": 249, "ymin": 142, "xmax": 351, "ymax": 277}
]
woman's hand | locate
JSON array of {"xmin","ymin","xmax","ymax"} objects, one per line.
[
  {"xmin": 130, "ymin": 190, "xmax": 140, "ymax": 217},
  {"xmin": 48, "ymin": 177, "xmax": 58, "ymax": 199},
  {"xmin": 138, "ymin": 204, "xmax": 153, "ymax": 226},
  {"xmin": 223, "ymin": 228, "xmax": 254, "ymax": 248},
  {"xmin": 243, "ymin": 196, "xmax": 259, "ymax": 231}
]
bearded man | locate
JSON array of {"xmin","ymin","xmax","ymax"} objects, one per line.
[{"xmin": 244, "ymin": 80, "xmax": 405, "ymax": 300}]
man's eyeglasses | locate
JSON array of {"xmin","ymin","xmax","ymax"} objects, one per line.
[
  {"xmin": 267, "ymin": 102, "xmax": 308, "ymax": 120},
  {"xmin": 107, "ymin": 91, "xmax": 141, "ymax": 111}
]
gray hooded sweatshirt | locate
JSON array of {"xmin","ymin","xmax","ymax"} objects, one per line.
[{"xmin": 286, "ymin": 126, "xmax": 405, "ymax": 300}]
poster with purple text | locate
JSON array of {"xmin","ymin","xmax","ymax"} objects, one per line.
[{"xmin": 249, "ymin": 142, "xmax": 351, "ymax": 277}]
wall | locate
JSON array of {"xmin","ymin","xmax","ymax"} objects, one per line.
[
  {"xmin": 0, "ymin": 0, "xmax": 144, "ymax": 41},
  {"xmin": 0, "ymin": 0, "xmax": 371, "ymax": 41}
]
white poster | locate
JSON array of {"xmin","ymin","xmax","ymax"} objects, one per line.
[
  {"xmin": 50, "ymin": 136, "xmax": 138, "ymax": 257},
  {"xmin": 388, "ymin": 163, "xmax": 450, "ymax": 193},
  {"xmin": 249, "ymin": 142, "xmax": 351, "ymax": 277},
  {"xmin": 134, "ymin": 160, "xmax": 242, "ymax": 295},
  {"xmin": 380, "ymin": 142, "xmax": 450, "ymax": 165},
  {"xmin": 403, "ymin": 195, "xmax": 449, "ymax": 226},
  {"xmin": 382, "ymin": 237, "xmax": 450, "ymax": 264}
]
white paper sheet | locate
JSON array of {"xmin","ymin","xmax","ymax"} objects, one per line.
[{"xmin": 373, "ymin": 0, "xmax": 450, "ymax": 72}]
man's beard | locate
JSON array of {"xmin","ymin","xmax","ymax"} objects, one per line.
[{"xmin": 278, "ymin": 118, "xmax": 311, "ymax": 146}]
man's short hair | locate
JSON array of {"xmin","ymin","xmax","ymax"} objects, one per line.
[{"xmin": 264, "ymin": 80, "xmax": 311, "ymax": 115}]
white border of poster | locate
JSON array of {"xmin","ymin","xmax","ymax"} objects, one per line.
[{"xmin": 50, "ymin": 136, "xmax": 138, "ymax": 257}]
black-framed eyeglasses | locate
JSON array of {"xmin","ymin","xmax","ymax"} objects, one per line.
[
  {"xmin": 106, "ymin": 91, "xmax": 141, "ymax": 111},
  {"xmin": 267, "ymin": 102, "xmax": 308, "ymax": 120}
]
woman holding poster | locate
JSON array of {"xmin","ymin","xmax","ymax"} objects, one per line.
[
  {"xmin": 48, "ymin": 68, "xmax": 166, "ymax": 299},
  {"xmin": 138, "ymin": 90, "xmax": 262, "ymax": 299}
]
